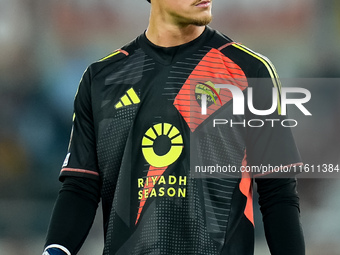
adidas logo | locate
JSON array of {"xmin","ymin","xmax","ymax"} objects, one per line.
[{"xmin": 115, "ymin": 88, "xmax": 140, "ymax": 109}]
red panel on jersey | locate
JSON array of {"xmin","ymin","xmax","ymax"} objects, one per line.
[{"xmin": 174, "ymin": 48, "xmax": 248, "ymax": 132}]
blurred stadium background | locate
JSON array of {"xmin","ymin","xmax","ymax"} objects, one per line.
[{"xmin": 0, "ymin": 0, "xmax": 339, "ymax": 254}]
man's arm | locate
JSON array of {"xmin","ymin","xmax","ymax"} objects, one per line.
[
  {"xmin": 44, "ymin": 177, "xmax": 100, "ymax": 255},
  {"xmin": 43, "ymin": 63, "xmax": 101, "ymax": 254},
  {"xmin": 232, "ymin": 46, "xmax": 306, "ymax": 254},
  {"xmin": 256, "ymin": 177, "xmax": 305, "ymax": 255}
]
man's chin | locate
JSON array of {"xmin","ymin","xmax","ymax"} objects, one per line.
[{"xmin": 190, "ymin": 16, "xmax": 212, "ymax": 26}]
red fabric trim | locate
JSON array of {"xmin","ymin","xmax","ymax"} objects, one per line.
[
  {"xmin": 217, "ymin": 42, "xmax": 240, "ymax": 51},
  {"xmin": 239, "ymin": 151, "xmax": 254, "ymax": 226},
  {"xmin": 119, "ymin": 49, "xmax": 129, "ymax": 56},
  {"xmin": 61, "ymin": 168, "xmax": 99, "ymax": 176}
]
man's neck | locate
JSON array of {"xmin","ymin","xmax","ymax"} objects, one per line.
[{"xmin": 145, "ymin": 21, "xmax": 205, "ymax": 48}]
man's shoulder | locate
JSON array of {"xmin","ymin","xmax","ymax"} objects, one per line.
[
  {"xmin": 209, "ymin": 28, "xmax": 270, "ymax": 68},
  {"xmin": 87, "ymin": 37, "xmax": 139, "ymax": 77},
  {"xmin": 213, "ymin": 37, "xmax": 277, "ymax": 78},
  {"xmin": 98, "ymin": 48, "xmax": 130, "ymax": 63}
]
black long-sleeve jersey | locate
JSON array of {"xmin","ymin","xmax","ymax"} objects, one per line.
[{"xmin": 57, "ymin": 26, "xmax": 303, "ymax": 254}]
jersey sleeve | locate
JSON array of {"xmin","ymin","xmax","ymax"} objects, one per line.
[
  {"xmin": 245, "ymin": 60, "xmax": 302, "ymax": 176},
  {"xmin": 59, "ymin": 68, "xmax": 100, "ymax": 181}
]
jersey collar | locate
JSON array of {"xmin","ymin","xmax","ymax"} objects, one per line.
[{"xmin": 138, "ymin": 26, "xmax": 214, "ymax": 65}]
